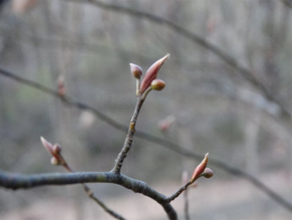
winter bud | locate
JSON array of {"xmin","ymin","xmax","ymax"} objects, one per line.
[
  {"xmin": 191, "ymin": 153, "xmax": 209, "ymax": 182},
  {"xmin": 50, "ymin": 157, "xmax": 61, "ymax": 166},
  {"xmin": 130, "ymin": 63, "xmax": 143, "ymax": 79},
  {"xmin": 52, "ymin": 144, "xmax": 62, "ymax": 154},
  {"xmin": 140, "ymin": 54, "xmax": 169, "ymax": 93},
  {"xmin": 41, "ymin": 137, "xmax": 63, "ymax": 164},
  {"xmin": 57, "ymin": 74, "xmax": 65, "ymax": 96},
  {"xmin": 151, "ymin": 79, "xmax": 165, "ymax": 91},
  {"xmin": 200, "ymin": 168, "xmax": 213, "ymax": 179},
  {"xmin": 158, "ymin": 115, "xmax": 175, "ymax": 132}
]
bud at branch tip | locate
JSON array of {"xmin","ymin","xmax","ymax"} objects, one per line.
[
  {"xmin": 191, "ymin": 152, "xmax": 210, "ymax": 182},
  {"xmin": 130, "ymin": 63, "xmax": 143, "ymax": 79},
  {"xmin": 140, "ymin": 54, "xmax": 170, "ymax": 94}
]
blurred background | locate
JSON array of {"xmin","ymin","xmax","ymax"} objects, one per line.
[{"xmin": 0, "ymin": 0, "xmax": 292, "ymax": 219}]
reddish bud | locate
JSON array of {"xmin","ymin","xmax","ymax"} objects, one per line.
[
  {"xmin": 158, "ymin": 115, "xmax": 175, "ymax": 132},
  {"xmin": 151, "ymin": 79, "xmax": 165, "ymax": 91},
  {"xmin": 52, "ymin": 144, "xmax": 62, "ymax": 154},
  {"xmin": 191, "ymin": 153, "xmax": 209, "ymax": 182},
  {"xmin": 57, "ymin": 75, "xmax": 65, "ymax": 96},
  {"xmin": 200, "ymin": 168, "xmax": 213, "ymax": 179},
  {"xmin": 158, "ymin": 120, "xmax": 169, "ymax": 132},
  {"xmin": 130, "ymin": 63, "xmax": 143, "ymax": 79},
  {"xmin": 140, "ymin": 54, "xmax": 170, "ymax": 94},
  {"xmin": 41, "ymin": 136, "xmax": 64, "ymax": 164}
]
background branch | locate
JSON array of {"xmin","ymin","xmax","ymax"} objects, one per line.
[
  {"xmin": 68, "ymin": 0, "xmax": 292, "ymax": 120},
  {"xmin": 281, "ymin": 0, "xmax": 292, "ymax": 8}
]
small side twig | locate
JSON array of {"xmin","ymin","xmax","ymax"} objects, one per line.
[
  {"xmin": 166, "ymin": 153, "xmax": 212, "ymax": 203},
  {"xmin": 166, "ymin": 181, "xmax": 193, "ymax": 203},
  {"xmin": 40, "ymin": 137, "xmax": 126, "ymax": 220},
  {"xmin": 82, "ymin": 184, "xmax": 126, "ymax": 220}
]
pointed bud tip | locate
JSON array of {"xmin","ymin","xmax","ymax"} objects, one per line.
[
  {"xmin": 40, "ymin": 136, "xmax": 51, "ymax": 148},
  {"xmin": 204, "ymin": 152, "xmax": 209, "ymax": 162},
  {"xmin": 191, "ymin": 152, "xmax": 210, "ymax": 182},
  {"xmin": 40, "ymin": 136, "xmax": 45, "ymax": 143},
  {"xmin": 163, "ymin": 53, "xmax": 170, "ymax": 60}
]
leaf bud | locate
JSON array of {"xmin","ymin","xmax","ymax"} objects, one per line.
[
  {"xmin": 191, "ymin": 153, "xmax": 209, "ymax": 182},
  {"xmin": 200, "ymin": 168, "xmax": 213, "ymax": 179},
  {"xmin": 57, "ymin": 74, "xmax": 65, "ymax": 96},
  {"xmin": 151, "ymin": 79, "xmax": 165, "ymax": 91},
  {"xmin": 130, "ymin": 63, "xmax": 143, "ymax": 79},
  {"xmin": 158, "ymin": 115, "xmax": 175, "ymax": 132},
  {"xmin": 50, "ymin": 157, "xmax": 61, "ymax": 166},
  {"xmin": 140, "ymin": 54, "xmax": 169, "ymax": 93},
  {"xmin": 52, "ymin": 144, "xmax": 62, "ymax": 154}
]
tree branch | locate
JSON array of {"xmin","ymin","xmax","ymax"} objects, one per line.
[
  {"xmin": 281, "ymin": 0, "xmax": 292, "ymax": 8},
  {"xmin": 0, "ymin": 67, "xmax": 291, "ymax": 212},
  {"xmin": 40, "ymin": 136, "xmax": 126, "ymax": 220},
  {"xmin": 0, "ymin": 170, "xmax": 177, "ymax": 219}
]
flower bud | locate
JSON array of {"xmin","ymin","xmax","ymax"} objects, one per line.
[
  {"xmin": 191, "ymin": 153, "xmax": 209, "ymax": 182},
  {"xmin": 129, "ymin": 63, "xmax": 143, "ymax": 79},
  {"xmin": 57, "ymin": 74, "xmax": 65, "ymax": 96},
  {"xmin": 200, "ymin": 168, "xmax": 213, "ymax": 179},
  {"xmin": 41, "ymin": 137, "xmax": 63, "ymax": 164},
  {"xmin": 158, "ymin": 115, "xmax": 175, "ymax": 132},
  {"xmin": 140, "ymin": 54, "xmax": 169, "ymax": 93},
  {"xmin": 50, "ymin": 157, "xmax": 61, "ymax": 166},
  {"xmin": 52, "ymin": 144, "xmax": 62, "ymax": 154},
  {"xmin": 151, "ymin": 79, "xmax": 165, "ymax": 91}
]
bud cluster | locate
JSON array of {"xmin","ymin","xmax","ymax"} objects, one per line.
[
  {"xmin": 40, "ymin": 136, "xmax": 66, "ymax": 166},
  {"xmin": 191, "ymin": 153, "xmax": 213, "ymax": 183},
  {"xmin": 130, "ymin": 54, "xmax": 169, "ymax": 97}
]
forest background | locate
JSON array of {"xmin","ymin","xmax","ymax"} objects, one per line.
[{"xmin": 0, "ymin": 0, "xmax": 292, "ymax": 219}]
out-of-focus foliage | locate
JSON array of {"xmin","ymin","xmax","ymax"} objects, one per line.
[{"xmin": 0, "ymin": 0, "xmax": 291, "ymax": 219}]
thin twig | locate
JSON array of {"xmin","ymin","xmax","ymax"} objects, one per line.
[
  {"xmin": 166, "ymin": 181, "xmax": 193, "ymax": 203},
  {"xmin": 82, "ymin": 184, "xmax": 126, "ymax": 220},
  {"xmin": 112, "ymin": 97, "xmax": 144, "ymax": 174},
  {"xmin": 0, "ymin": 67, "xmax": 292, "ymax": 212},
  {"xmin": 60, "ymin": 153, "xmax": 126, "ymax": 220}
]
